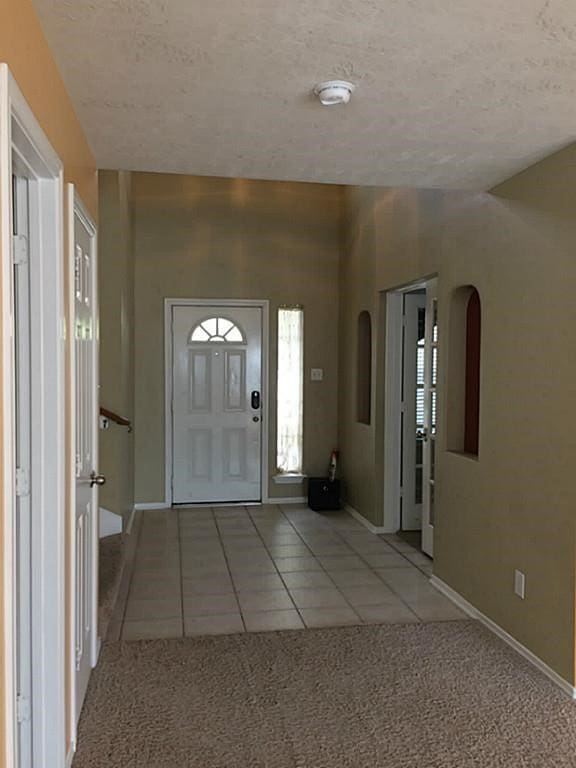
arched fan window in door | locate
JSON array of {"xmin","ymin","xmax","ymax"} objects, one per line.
[{"xmin": 189, "ymin": 317, "xmax": 245, "ymax": 344}]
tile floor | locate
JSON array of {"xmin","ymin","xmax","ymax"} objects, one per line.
[{"xmin": 111, "ymin": 504, "xmax": 464, "ymax": 641}]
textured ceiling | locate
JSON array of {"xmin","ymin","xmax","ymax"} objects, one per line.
[{"xmin": 33, "ymin": 0, "xmax": 576, "ymax": 189}]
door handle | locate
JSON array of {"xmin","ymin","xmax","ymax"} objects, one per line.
[
  {"xmin": 90, "ymin": 471, "xmax": 106, "ymax": 487},
  {"xmin": 251, "ymin": 391, "xmax": 261, "ymax": 410}
]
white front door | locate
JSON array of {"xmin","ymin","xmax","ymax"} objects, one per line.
[
  {"xmin": 171, "ymin": 305, "xmax": 263, "ymax": 504},
  {"xmin": 401, "ymin": 291, "xmax": 426, "ymax": 531},
  {"xmin": 72, "ymin": 191, "xmax": 99, "ymax": 721},
  {"xmin": 421, "ymin": 279, "xmax": 438, "ymax": 557},
  {"xmin": 12, "ymin": 172, "xmax": 33, "ymax": 768}
]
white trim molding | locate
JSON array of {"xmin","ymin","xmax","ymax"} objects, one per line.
[
  {"xmin": 343, "ymin": 503, "xmax": 392, "ymax": 534},
  {"xmin": 0, "ymin": 62, "xmax": 16, "ymax": 768},
  {"xmin": 430, "ymin": 576, "xmax": 576, "ymax": 700},
  {"xmin": 164, "ymin": 298, "xmax": 270, "ymax": 507},
  {"xmin": 136, "ymin": 498, "xmax": 309, "ymax": 508},
  {"xmin": 99, "ymin": 507, "xmax": 122, "ymax": 538},
  {"xmin": 264, "ymin": 496, "xmax": 307, "ymax": 505},
  {"xmin": 125, "ymin": 506, "xmax": 137, "ymax": 535},
  {"xmin": 65, "ymin": 745, "xmax": 75, "ymax": 768},
  {"xmin": 1, "ymin": 63, "xmax": 66, "ymax": 768},
  {"xmin": 273, "ymin": 473, "xmax": 307, "ymax": 485}
]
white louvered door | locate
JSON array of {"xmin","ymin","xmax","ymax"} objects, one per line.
[{"xmin": 172, "ymin": 305, "xmax": 262, "ymax": 503}]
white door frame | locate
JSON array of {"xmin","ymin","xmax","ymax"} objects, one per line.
[
  {"xmin": 383, "ymin": 277, "xmax": 437, "ymax": 533},
  {"xmin": 164, "ymin": 298, "xmax": 270, "ymax": 507},
  {"xmin": 0, "ymin": 64, "xmax": 66, "ymax": 767},
  {"xmin": 66, "ymin": 183, "xmax": 99, "ymax": 750}
]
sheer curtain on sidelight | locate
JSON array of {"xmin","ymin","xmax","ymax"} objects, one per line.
[{"xmin": 276, "ymin": 307, "xmax": 304, "ymax": 474}]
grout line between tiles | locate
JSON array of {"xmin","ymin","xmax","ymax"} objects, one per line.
[
  {"xmin": 217, "ymin": 505, "xmax": 247, "ymax": 633},
  {"xmin": 328, "ymin": 528, "xmax": 422, "ymax": 621},
  {"xmin": 176, "ymin": 507, "xmax": 185, "ymax": 637},
  {"xmin": 119, "ymin": 507, "xmax": 148, "ymax": 640},
  {"xmin": 247, "ymin": 506, "xmax": 308, "ymax": 624}
]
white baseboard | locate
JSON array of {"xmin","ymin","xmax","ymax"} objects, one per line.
[
  {"xmin": 264, "ymin": 496, "xmax": 307, "ymax": 505},
  {"xmin": 125, "ymin": 506, "xmax": 137, "ymax": 535},
  {"xmin": 66, "ymin": 745, "xmax": 75, "ymax": 768},
  {"xmin": 99, "ymin": 507, "xmax": 122, "ymax": 538},
  {"xmin": 344, "ymin": 503, "xmax": 393, "ymax": 534},
  {"xmin": 136, "ymin": 498, "xmax": 309, "ymax": 509},
  {"xmin": 430, "ymin": 576, "xmax": 576, "ymax": 700}
]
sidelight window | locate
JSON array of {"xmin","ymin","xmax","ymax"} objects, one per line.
[{"xmin": 276, "ymin": 307, "xmax": 304, "ymax": 474}]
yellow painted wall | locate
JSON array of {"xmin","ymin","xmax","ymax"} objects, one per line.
[
  {"xmin": 0, "ymin": 0, "xmax": 97, "ymax": 216},
  {"xmin": 339, "ymin": 145, "xmax": 576, "ymax": 683},
  {"xmin": 131, "ymin": 173, "xmax": 343, "ymax": 504},
  {"xmin": 0, "ymin": 1, "xmax": 96, "ymax": 763}
]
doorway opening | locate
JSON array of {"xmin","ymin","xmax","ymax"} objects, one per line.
[
  {"xmin": 383, "ymin": 277, "xmax": 438, "ymax": 557},
  {"xmin": 1, "ymin": 66, "xmax": 66, "ymax": 767}
]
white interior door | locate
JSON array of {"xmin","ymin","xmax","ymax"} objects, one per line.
[
  {"xmin": 12, "ymin": 171, "xmax": 33, "ymax": 768},
  {"xmin": 421, "ymin": 279, "xmax": 438, "ymax": 557},
  {"xmin": 72, "ymin": 191, "xmax": 100, "ymax": 721},
  {"xmin": 401, "ymin": 291, "xmax": 426, "ymax": 531},
  {"xmin": 172, "ymin": 305, "xmax": 263, "ymax": 503}
]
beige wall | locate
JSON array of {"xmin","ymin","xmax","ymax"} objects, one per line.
[
  {"xmin": 98, "ymin": 171, "xmax": 134, "ymax": 523},
  {"xmin": 339, "ymin": 146, "xmax": 576, "ymax": 684},
  {"xmin": 132, "ymin": 173, "xmax": 343, "ymax": 504},
  {"xmin": 0, "ymin": 0, "xmax": 97, "ymax": 763}
]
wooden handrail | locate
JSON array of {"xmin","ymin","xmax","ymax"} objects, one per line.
[{"xmin": 100, "ymin": 407, "xmax": 132, "ymax": 432}]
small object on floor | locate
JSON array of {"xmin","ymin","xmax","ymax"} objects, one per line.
[
  {"xmin": 328, "ymin": 449, "xmax": 339, "ymax": 482},
  {"xmin": 308, "ymin": 477, "xmax": 340, "ymax": 511}
]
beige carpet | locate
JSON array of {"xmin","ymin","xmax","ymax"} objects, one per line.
[{"xmin": 73, "ymin": 620, "xmax": 576, "ymax": 767}]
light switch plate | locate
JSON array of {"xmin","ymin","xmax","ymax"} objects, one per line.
[{"xmin": 311, "ymin": 368, "xmax": 324, "ymax": 381}]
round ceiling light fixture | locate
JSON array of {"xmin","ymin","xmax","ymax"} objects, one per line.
[{"xmin": 314, "ymin": 80, "xmax": 355, "ymax": 106}]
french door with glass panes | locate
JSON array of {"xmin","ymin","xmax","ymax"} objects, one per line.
[
  {"xmin": 421, "ymin": 279, "xmax": 438, "ymax": 557},
  {"xmin": 401, "ymin": 292, "xmax": 426, "ymax": 530}
]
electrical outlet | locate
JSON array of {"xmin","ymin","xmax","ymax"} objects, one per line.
[
  {"xmin": 310, "ymin": 368, "xmax": 324, "ymax": 381},
  {"xmin": 514, "ymin": 569, "xmax": 526, "ymax": 599}
]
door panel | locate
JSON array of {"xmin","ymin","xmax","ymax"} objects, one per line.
[
  {"xmin": 73, "ymin": 199, "xmax": 98, "ymax": 721},
  {"xmin": 172, "ymin": 305, "xmax": 262, "ymax": 503},
  {"xmin": 188, "ymin": 350, "xmax": 211, "ymax": 412},
  {"xmin": 224, "ymin": 350, "xmax": 245, "ymax": 411}
]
